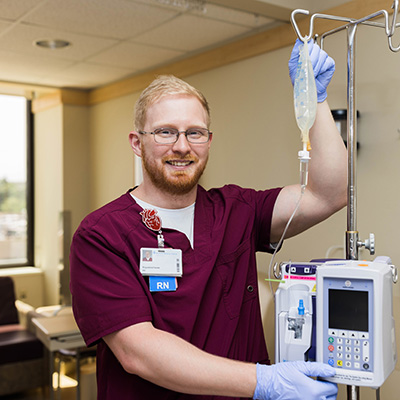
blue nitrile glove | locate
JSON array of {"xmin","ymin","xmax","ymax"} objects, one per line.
[
  {"xmin": 288, "ymin": 39, "xmax": 335, "ymax": 103},
  {"xmin": 253, "ymin": 361, "xmax": 338, "ymax": 400}
]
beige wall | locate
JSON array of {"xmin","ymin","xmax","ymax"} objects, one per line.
[
  {"xmin": 34, "ymin": 104, "xmax": 91, "ymax": 305},
  {"xmin": 34, "ymin": 105, "xmax": 63, "ymax": 305},
  {"xmin": 63, "ymin": 105, "xmax": 91, "ymax": 232},
  {"xmin": 89, "ymin": 93, "xmax": 138, "ymax": 210}
]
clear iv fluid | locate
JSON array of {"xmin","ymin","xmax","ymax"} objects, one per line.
[{"xmin": 294, "ymin": 41, "xmax": 317, "ymax": 145}]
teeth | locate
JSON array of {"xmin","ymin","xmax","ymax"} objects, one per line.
[{"xmin": 168, "ymin": 161, "xmax": 191, "ymax": 166}]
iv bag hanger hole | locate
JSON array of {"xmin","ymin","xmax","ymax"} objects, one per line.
[{"xmin": 332, "ymin": 109, "xmax": 360, "ymax": 149}]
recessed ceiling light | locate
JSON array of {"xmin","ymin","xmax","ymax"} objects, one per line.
[{"xmin": 34, "ymin": 39, "xmax": 71, "ymax": 50}]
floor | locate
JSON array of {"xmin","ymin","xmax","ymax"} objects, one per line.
[
  {"xmin": 0, "ymin": 358, "xmax": 97, "ymax": 400},
  {"xmin": 0, "ymin": 386, "xmax": 76, "ymax": 400}
]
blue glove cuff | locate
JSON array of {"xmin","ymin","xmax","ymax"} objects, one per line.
[
  {"xmin": 317, "ymin": 90, "xmax": 327, "ymax": 103},
  {"xmin": 253, "ymin": 363, "xmax": 270, "ymax": 400}
]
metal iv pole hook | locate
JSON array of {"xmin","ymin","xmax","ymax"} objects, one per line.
[
  {"xmin": 388, "ymin": 0, "xmax": 400, "ymax": 52},
  {"xmin": 291, "ymin": 9, "xmax": 354, "ymax": 44},
  {"xmin": 290, "ymin": 9, "xmax": 313, "ymax": 42}
]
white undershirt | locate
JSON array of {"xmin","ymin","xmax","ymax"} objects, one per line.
[{"xmin": 131, "ymin": 194, "xmax": 195, "ymax": 248}]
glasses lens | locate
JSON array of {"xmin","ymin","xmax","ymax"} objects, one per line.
[
  {"xmin": 152, "ymin": 128, "xmax": 210, "ymax": 144},
  {"xmin": 186, "ymin": 128, "xmax": 210, "ymax": 143},
  {"xmin": 153, "ymin": 128, "xmax": 179, "ymax": 143}
]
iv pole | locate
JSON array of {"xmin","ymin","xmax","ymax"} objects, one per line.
[{"xmin": 291, "ymin": 2, "xmax": 400, "ymax": 399}]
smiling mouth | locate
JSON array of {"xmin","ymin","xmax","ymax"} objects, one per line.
[{"xmin": 166, "ymin": 160, "xmax": 194, "ymax": 167}]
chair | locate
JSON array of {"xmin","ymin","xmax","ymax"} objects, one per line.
[
  {"xmin": 55, "ymin": 346, "xmax": 97, "ymax": 400},
  {"xmin": 0, "ymin": 276, "xmax": 46, "ymax": 396},
  {"xmin": 32, "ymin": 304, "xmax": 97, "ymax": 400}
]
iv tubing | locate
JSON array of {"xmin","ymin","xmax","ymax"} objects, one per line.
[
  {"xmin": 268, "ymin": 181, "xmax": 306, "ymax": 295},
  {"xmin": 268, "ymin": 130, "xmax": 310, "ymax": 295}
]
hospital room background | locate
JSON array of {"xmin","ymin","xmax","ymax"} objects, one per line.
[{"xmin": 1, "ymin": 1, "xmax": 399, "ymax": 399}]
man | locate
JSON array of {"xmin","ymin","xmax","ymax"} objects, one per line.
[
  {"xmin": 143, "ymin": 250, "xmax": 152, "ymax": 262},
  {"xmin": 70, "ymin": 40, "xmax": 347, "ymax": 400}
]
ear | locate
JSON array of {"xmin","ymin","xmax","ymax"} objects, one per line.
[
  {"xmin": 207, "ymin": 131, "xmax": 213, "ymax": 149},
  {"xmin": 129, "ymin": 131, "xmax": 142, "ymax": 158}
]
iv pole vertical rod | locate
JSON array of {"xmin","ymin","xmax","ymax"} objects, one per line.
[
  {"xmin": 346, "ymin": 22, "xmax": 359, "ymax": 262},
  {"xmin": 347, "ymin": 384, "xmax": 360, "ymax": 400},
  {"xmin": 346, "ymin": 21, "xmax": 360, "ymax": 400}
]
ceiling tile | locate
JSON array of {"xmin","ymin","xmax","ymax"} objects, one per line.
[
  {"xmin": 0, "ymin": 0, "xmax": 288, "ymax": 90},
  {"xmin": 258, "ymin": 0, "xmax": 349, "ymax": 13},
  {"xmin": 134, "ymin": 13, "xmax": 250, "ymax": 51},
  {"xmin": 0, "ymin": 24, "xmax": 118, "ymax": 61},
  {"xmin": 196, "ymin": 3, "xmax": 274, "ymax": 27},
  {"xmin": 0, "ymin": 20, "xmax": 12, "ymax": 34},
  {"xmin": 42, "ymin": 62, "xmax": 134, "ymax": 88},
  {"xmin": 131, "ymin": 0, "xmax": 205, "ymax": 13},
  {"xmin": 32, "ymin": 75, "xmax": 92, "ymax": 89},
  {"xmin": 23, "ymin": 0, "xmax": 179, "ymax": 40},
  {"xmin": 0, "ymin": 50, "xmax": 74, "ymax": 83},
  {"xmin": 87, "ymin": 42, "xmax": 184, "ymax": 70},
  {"xmin": 0, "ymin": 0, "xmax": 44, "ymax": 20}
]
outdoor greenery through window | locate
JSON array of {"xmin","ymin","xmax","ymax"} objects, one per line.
[{"xmin": 0, "ymin": 94, "xmax": 33, "ymax": 267}]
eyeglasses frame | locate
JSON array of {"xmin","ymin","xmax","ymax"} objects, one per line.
[{"xmin": 137, "ymin": 127, "xmax": 213, "ymax": 144}]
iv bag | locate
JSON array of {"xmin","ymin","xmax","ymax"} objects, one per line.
[{"xmin": 293, "ymin": 41, "xmax": 317, "ymax": 145}]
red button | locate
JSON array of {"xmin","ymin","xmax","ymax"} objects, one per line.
[{"xmin": 328, "ymin": 345, "xmax": 334, "ymax": 352}]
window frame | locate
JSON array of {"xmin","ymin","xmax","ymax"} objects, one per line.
[
  {"xmin": 26, "ymin": 99, "xmax": 34, "ymax": 267},
  {"xmin": 0, "ymin": 97, "xmax": 34, "ymax": 268}
]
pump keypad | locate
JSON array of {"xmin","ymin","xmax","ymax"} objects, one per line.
[{"xmin": 326, "ymin": 329, "xmax": 371, "ymax": 371}]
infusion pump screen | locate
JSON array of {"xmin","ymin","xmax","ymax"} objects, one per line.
[{"xmin": 329, "ymin": 289, "xmax": 369, "ymax": 332}]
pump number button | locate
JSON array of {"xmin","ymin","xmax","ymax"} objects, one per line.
[{"xmin": 362, "ymin": 341, "xmax": 370, "ymax": 362}]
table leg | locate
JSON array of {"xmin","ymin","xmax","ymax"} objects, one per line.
[{"xmin": 48, "ymin": 349, "xmax": 54, "ymax": 400}]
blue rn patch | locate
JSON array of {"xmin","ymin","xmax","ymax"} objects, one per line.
[{"xmin": 149, "ymin": 276, "xmax": 177, "ymax": 292}]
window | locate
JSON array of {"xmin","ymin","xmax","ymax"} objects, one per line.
[{"xmin": 0, "ymin": 94, "xmax": 33, "ymax": 267}]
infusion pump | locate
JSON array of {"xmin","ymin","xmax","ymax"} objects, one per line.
[
  {"xmin": 317, "ymin": 258, "xmax": 397, "ymax": 388},
  {"xmin": 275, "ymin": 257, "xmax": 397, "ymax": 389}
]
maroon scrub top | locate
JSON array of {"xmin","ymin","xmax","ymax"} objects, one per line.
[{"xmin": 70, "ymin": 184, "xmax": 282, "ymax": 400}]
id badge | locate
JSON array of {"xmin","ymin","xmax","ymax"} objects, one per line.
[{"xmin": 140, "ymin": 248, "xmax": 182, "ymax": 277}]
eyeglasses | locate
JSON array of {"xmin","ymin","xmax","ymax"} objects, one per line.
[{"xmin": 138, "ymin": 127, "xmax": 212, "ymax": 144}]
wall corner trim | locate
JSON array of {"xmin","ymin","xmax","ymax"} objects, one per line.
[{"xmin": 32, "ymin": 89, "xmax": 90, "ymax": 113}]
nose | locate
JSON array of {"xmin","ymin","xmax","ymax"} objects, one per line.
[{"xmin": 171, "ymin": 131, "xmax": 191, "ymax": 154}]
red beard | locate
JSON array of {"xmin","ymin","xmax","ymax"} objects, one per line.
[{"xmin": 141, "ymin": 147, "xmax": 208, "ymax": 195}]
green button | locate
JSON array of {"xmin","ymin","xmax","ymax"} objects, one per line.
[{"xmin": 328, "ymin": 337, "xmax": 334, "ymax": 344}]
